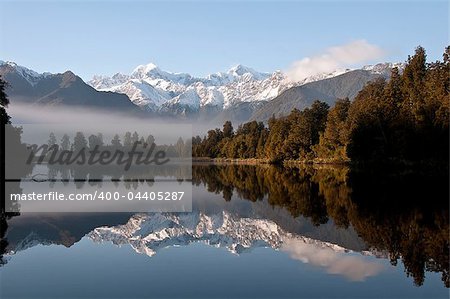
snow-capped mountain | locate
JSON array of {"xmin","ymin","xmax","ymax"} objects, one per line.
[
  {"xmin": 88, "ymin": 62, "xmax": 404, "ymax": 114},
  {"xmin": 0, "ymin": 60, "xmax": 52, "ymax": 86},
  {"xmin": 0, "ymin": 60, "xmax": 138, "ymax": 110},
  {"xmin": 362, "ymin": 62, "xmax": 405, "ymax": 74},
  {"xmin": 88, "ymin": 63, "xmax": 295, "ymax": 112},
  {"xmin": 87, "ymin": 211, "xmax": 374, "ymax": 257},
  {"xmin": 87, "ymin": 211, "xmax": 384, "ymax": 280}
]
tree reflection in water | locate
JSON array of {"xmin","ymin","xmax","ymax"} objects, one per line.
[{"xmin": 192, "ymin": 164, "xmax": 449, "ymax": 287}]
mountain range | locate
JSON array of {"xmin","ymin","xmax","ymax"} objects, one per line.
[
  {"xmin": 3, "ymin": 210, "xmax": 384, "ymax": 281},
  {"xmin": 0, "ymin": 61, "xmax": 138, "ymax": 112},
  {"xmin": 87, "ymin": 211, "xmax": 385, "ymax": 281},
  {"xmin": 0, "ymin": 60, "xmax": 404, "ymax": 124}
]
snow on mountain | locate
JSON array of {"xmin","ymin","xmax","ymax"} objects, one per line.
[
  {"xmin": 297, "ymin": 68, "xmax": 351, "ymax": 85},
  {"xmin": 1, "ymin": 59, "xmax": 403, "ymax": 115},
  {"xmin": 87, "ymin": 211, "xmax": 384, "ymax": 280},
  {"xmin": 160, "ymin": 87, "xmax": 201, "ymax": 114},
  {"xmin": 362, "ymin": 62, "xmax": 405, "ymax": 74},
  {"xmin": 219, "ymin": 70, "xmax": 294, "ymax": 108},
  {"xmin": 132, "ymin": 62, "xmax": 194, "ymax": 86},
  {"xmin": 88, "ymin": 211, "xmax": 344, "ymax": 256},
  {"xmin": 88, "ymin": 63, "xmax": 289, "ymax": 112},
  {"xmin": 193, "ymin": 82, "xmax": 225, "ymax": 107},
  {"xmin": 226, "ymin": 64, "xmax": 271, "ymax": 81},
  {"xmin": 0, "ymin": 60, "xmax": 51, "ymax": 86},
  {"xmin": 107, "ymin": 79, "xmax": 171, "ymax": 109},
  {"xmin": 88, "ymin": 61, "xmax": 402, "ymax": 114},
  {"xmin": 90, "ymin": 73, "xmax": 130, "ymax": 89}
]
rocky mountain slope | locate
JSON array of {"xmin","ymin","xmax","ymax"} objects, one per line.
[{"xmin": 0, "ymin": 61, "xmax": 138, "ymax": 111}]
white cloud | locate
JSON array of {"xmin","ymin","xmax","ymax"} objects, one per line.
[
  {"xmin": 281, "ymin": 237, "xmax": 384, "ymax": 281},
  {"xmin": 286, "ymin": 40, "xmax": 385, "ymax": 82}
]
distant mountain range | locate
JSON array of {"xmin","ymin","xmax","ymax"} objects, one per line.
[
  {"xmin": 0, "ymin": 60, "xmax": 404, "ymax": 124},
  {"xmin": 86, "ymin": 211, "xmax": 385, "ymax": 281}
]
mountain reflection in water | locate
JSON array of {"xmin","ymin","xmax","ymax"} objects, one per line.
[{"xmin": 1, "ymin": 164, "xmax": 448, "ymax": 289}]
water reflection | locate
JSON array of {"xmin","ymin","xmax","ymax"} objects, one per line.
[
  {"xmin": 88, "ymin": 211, "xmax": 384, "ymax": 282},
  {"xmin": 1, "ymin": 163, "xmax": 448, "ymax": 288},
  {"xmin": 192, "ymin": 164, "xmax": 449, "ymax": 287}
]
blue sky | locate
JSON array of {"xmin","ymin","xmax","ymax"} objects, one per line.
[{"xmin": 0, "ymin": 0, "xmax": 448, "ymax": 80}]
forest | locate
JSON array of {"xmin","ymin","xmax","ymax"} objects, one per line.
[{"xmin": 192, "ymin": 46, "xmax": 449, "ymax": 164}]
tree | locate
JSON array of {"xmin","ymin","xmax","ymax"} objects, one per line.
[
  {"xmin": 123, "ymin": 132, "xmax": 132, "ymax": 147},
  {"xmin": 111, "ymin": 134, "xmax": 122, "ymax": 147},
  {"xmin": 72, "ymin": 132, "xmax": 87, "ymax": 152},
  {"xmin": 175, "ymin": 137, "xmax": 185, "ymax": 157},
  {"xmin": 131, "ymin": 131, "xmax": 139, "ymax": 145},
  {"xmin": 315, "ymin": 98, "xmax": 350, "ymax": 161},
  {"xmin": 223, "ymin": 121, "xmax": 234, "ymax": 138},
  {"xmin": 48, "ymin": 133, "xmax": 57, "ymax": 147},
  {"xmin": 283, "ymin": 101, "xmax": 329, "ymax": 160},
  {"xmin": 203, "ymin": 128, "xmax": 223, "ymax": 158},
  {"xmin": 146, "ymin": 134, "xmax": 155, "ymax": 146},
  {"xmin": 265, "ymin": 116, "xmax": 291, "ymax": 162},
  {"xmin": 402, "ymin": 46, "xmax": 427, "ymax": 125},
  {"xmin": 88, "ymin": 134, "xmax": 103, "ymax": 149},
  {"xmin": 97, "ymin": 133, "xmax": 104, "ymax": 146},
  {"xmin": 60, "ymin": 134, "xmax": 70, "ymax": 151}
]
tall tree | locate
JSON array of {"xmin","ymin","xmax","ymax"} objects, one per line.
[
  {"xmin": 48, "ymin": 133, "xmax": 57, "ymax": 147},
  {"xmin": 73, "ymin": 132, "xmax": 88, "ymax": 152},
  {"xmin": 123, "ymin": 132, "xmax": 132, "ymax": 147},
  {"xmin": 223, "ymin": 121, "xmax": 234, "ymax": 138},
  {"xmin": 131, "ymin": 131, "xmax": 139, "ymax": 145},
  {"xmin": 60, "ymin": 134, "xmax": 70, "ymax": 151},
  {"xmin": 111, "ymin": 134, "xmax": 122, "ymax": 147},
  {"xmin": 315, "ymin": 98, "xmax": 350, "ymax": 161}
]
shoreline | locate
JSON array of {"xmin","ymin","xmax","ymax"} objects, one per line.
[{"xmin": 191, "ymin": 157, "xmax": 448, "ymax": 171}]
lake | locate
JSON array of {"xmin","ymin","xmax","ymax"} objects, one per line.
[{"xmin": 1, "ymin": 164, "xmax": 448, "ymax": 298}]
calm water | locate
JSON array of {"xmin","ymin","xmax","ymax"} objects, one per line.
[{"xmin": 1, "ymin": 164, "xmax": 449, "ymax": 299}]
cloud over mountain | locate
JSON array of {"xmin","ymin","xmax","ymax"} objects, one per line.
[{"xmin": 286, "ymin": 40, "xmax": 385, "ymax": 82}]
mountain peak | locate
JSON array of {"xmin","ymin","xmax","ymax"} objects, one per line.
[
  {"xmin": 0, "ymin": 60, "xmax": 50, "ymax": 86},
  {"xmin": 132, "ymin": 62, "xmax": 160, "ymax": 76},
  {"xmin": 226, "ymin": 64, "xmax": 270, "ymax": 82},
  {"xmin": 228, "ymin": 64, "xmax": 256, "ymax": 75}
]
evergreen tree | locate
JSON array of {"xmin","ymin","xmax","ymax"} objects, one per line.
[
  {"xmin": 48, "ymin": 133, "xmax": 57, "ymax": 147},
  {"xmin": 223, "ymin": 121, "xmax": 234, "ymax": 138},
  {"xmin": 73, "ymin": 132, "xmax": 88, "ymax": 152},
  {"xmin": 97, "ymin": 133, "xmax": 104, "ymax": 147},
  {"xmin": 175, "ymin": 137, "xmax": 185, "ymax": 157},
  {"xmin": 146, "ymin": 134, "xmax": 155, "ymax": 146},
  {"xmin": 315, "ymin": 98, "xmax": 350, "ymax": 161},
  {"xmin": 111, "ymin": 134, "xmax": 122, "ymax": 147},
  {"xmin": 123, "ymin": 132, "xmax": 132, "ymax": 147},
  {"xmin": 60, "ymin": 134, "xmax": 70, "ymax": 151},
  {"xmin": 131, "ymin": 131, "xmax": 139, "ymax": 145}
]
